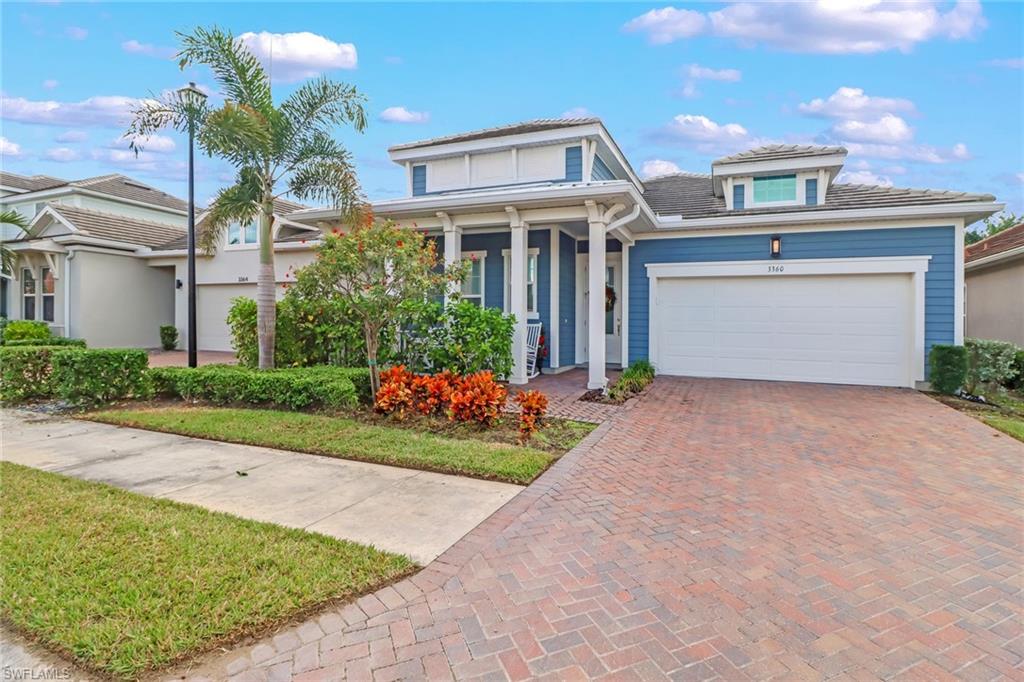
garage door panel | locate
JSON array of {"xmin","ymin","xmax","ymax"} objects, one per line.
[
  {"xmin": 654, "ymin": 273, "xmax": 912, "ymax": 387},
  {"xmin": 198, "ymin": 284, "xmax": 255, "ymax": 352}
]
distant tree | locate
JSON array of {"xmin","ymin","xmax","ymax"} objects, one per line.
[
  {"xmin": 127, "ymin": 26, "xmax": 366, "ymax": 369},
  {"xmin": 966, "ymin": 212, "xmax": 1020, "ymax": 245}
]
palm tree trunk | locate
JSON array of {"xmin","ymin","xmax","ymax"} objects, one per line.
[{"xmin": 256, "ymin": 202, "xmax": 276, "ymax": 370}]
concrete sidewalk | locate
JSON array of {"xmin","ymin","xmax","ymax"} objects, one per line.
[{"xmin": 0, "ymin": 409, "xmax": 521, "ymax": 565}]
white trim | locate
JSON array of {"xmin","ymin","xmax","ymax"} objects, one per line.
[
  {"xmin": 635, "ymin": 217, "xmax": 966, "ymax": 240},
  {"xmin": 1, "ymin": 185, "xmax": 187, "ymax": 217},
  {"xmin": 501, "ymin": 247, "xmax": 540, "ymax": 318},
  {"xmin": 549, "ymin": 228, "xmax": 559, "ymax": 368},
  {"xmin": 621, "ymin": 244, "xmax": 629, "ymax": 368},
  {"xmin": 965, "ymin": 244, "xmax": 1024, "ymax": 270},
  {"xmin": 576, "ymin": 252, "xmax": 587, "ymax": 364},
  {"xmin": 460, "ymin": 249, "xmax": 487, "ymax": 306},
  {"xmin": 645, "ymin": 255, "xmax": 931, "ymax": 387},
  {"xmin": 953, "ymin": 219, "xmax": 965, "ymax": 344}
]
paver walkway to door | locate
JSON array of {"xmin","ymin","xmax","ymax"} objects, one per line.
[{"xmin": 181, "ymin": 378, "xmax": 1023, "ymax": 681}]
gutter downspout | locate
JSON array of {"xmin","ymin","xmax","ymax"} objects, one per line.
[{"xmin": 606, "ymin": 204, "xmax": 641, "ymax": 235}]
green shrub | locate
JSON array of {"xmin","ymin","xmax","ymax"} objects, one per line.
[
  {"xmin": 0, "ymin": 346, "xmax": 59, "ymax": 402},
  {"xmin": 51, "ymin": 349, "xmax": 150, "ymax": 406},
  {"xmin": 965, "ymin": 338, "xmax": 1020, "ymax": 394},
  {"xmin": 4, "ymin": 337, "xmax": 86, "ymax": 348},
  {"xmin": 3, "ymin": 320, "xmax": 51, "ymax": 343},
  {"xmin": 608, "ymin": 359, "xmax": 656, "ymax": 401},
  {"xmin": 0, "ymin": 317, "xmax": 8, "ymax": 343},
  {"xmin": 159, "ymin": 325, "xmax": 179, "ymax": 351},
  {"xmin": 929, "ymin": 344, "xmax": 968, "ymax": 395},
  {"xmin": 148, "ymin": 365, "xmax": 359, "ymax": 410},
  {"xmin": 1010, "ymin": 350, "xmax": 1024, "ymax": 390},
  {"xmin": 397, "ymin": 301, "xmax": 515, "ymax": 378}
]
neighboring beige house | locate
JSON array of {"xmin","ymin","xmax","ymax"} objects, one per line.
[
  {"xmin": 965, "ymin": 223, "xmax": 1024, "ymax": 345},
  {"xmin": 1, "ymin": 172, "xmax": 187, "ymax": 347}
]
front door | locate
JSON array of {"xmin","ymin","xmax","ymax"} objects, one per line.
[{"xmin": 576, "ymin": 252, "xmax": 622, "ymax": 365}]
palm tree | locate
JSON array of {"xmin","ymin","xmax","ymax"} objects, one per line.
[
  {"xmin": 1, "ymin": 209, "xmax": 31, "ymax": 277},
  {"xmin": 127, "ymin": 26, "xmax": 367, "ymax": 368}
]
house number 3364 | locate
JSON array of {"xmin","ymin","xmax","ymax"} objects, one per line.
[{"xmin": 767, "ymin": 265, "xmax": 785, "ymax": 273}]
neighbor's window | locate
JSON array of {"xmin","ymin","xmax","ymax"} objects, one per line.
[
  {"xmin": 460, "ymin": 251, "xmax": 486, "ymax": 306},
  {"xmin": 22, "ymin": 267, "xmax": 35, "ymax": 320},
  {"xmin": 228, "ymin": 220, "xmax": 258, "ymax": 246},
  {"xmin": 41, "ymin": 267, "xmax": 55, "ymax": 322},
  {"xmin": 753, "ymin": 175, "xmax": 797, "ymax": 203},
  {"xmin": 503, "ymin": 250, "xmax": 539, "ymax": 317}
]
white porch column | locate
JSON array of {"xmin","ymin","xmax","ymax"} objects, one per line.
[
  {"xmin": 586, "ymin": 204, "xmax": 607, "ymax": 390},
  {"xmin": 507, "ymin": 207, "xmax": 529, "ymax": 385},
  {"xmin": 438, "ymin": 212, "xmax": 461, "ymax": 304}
]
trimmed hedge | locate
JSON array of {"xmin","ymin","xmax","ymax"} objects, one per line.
[
  {"xmin": 929, "ymin": 344, "xmax": 968, "ymax": 395},
  {"xmin": 0, "ymin": 347, "xmax": 148, "ymax": 405},
  {"xmin": 3, "ymin": 320, "xmax": 51, "ymax": 343},
  {"xmin": 965, "ymin": 338, "xmax": 1020, "ymax": 394},
  {"xmin": 4, "ymin": 337, "xmax": 86, "ymax": 348},
  {"xmin": 148, "ymin": 365, "xmax": 363, "ymax": 410}
]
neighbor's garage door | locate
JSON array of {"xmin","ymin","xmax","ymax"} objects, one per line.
[
  {"xmin": 197, "ymin": 284, "xmax": 254, "ymax": 351},
  {"xmin": 653, "ymin": 273, "xmax": 913, "ymax": 387}
]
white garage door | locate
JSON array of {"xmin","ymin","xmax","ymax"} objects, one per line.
[
  {"xmin": 653, "ymin": 273, "xmax": 913, "ymax": 387},
  {"xmin": 197, "ymin": 284, "xmax": 254, "ymax": 351}
]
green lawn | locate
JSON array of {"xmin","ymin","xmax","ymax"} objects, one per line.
[
  {"xmin": 982, "ymin": 415, "xmax": 1024, "ymax": 442},
  {"xmin": 88, "ymin": 406, "xmax": 572, "ymax": 484},
  {"xmin": 0, "ymin": 462, "xmax": 412, "ymax": 679}
]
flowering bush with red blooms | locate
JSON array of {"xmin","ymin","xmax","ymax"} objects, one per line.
[
  {"xmin": 410, "ymin": 370, "xmax": 457, "ymax": 415},
  {"xmin": 514, "ymin": 390, "xmax": 548, "ymax": 442},
  {"xmin": 375, "ymin": 365, "xmax": 415, "ymax": 417},
  {"xmin": 447, "ymin": 371, "xmax": 508, "ymax": 426}
]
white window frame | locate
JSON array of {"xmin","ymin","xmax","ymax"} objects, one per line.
[
  {"xmin": 40, "ymin": 266, "xmax": 55, "ymax": 322},
  {"xmin": 501, "ymin": 247, "xmax": 540, "ymax": 319},
  {"xmin": 460, "ymin": 250, "xmax": 487, "ymax": 306},
  {"xmin": 21, "ymin": 267, "xmax": 35, "ymax": 320},
  {"xmin": 226, "ymin": 220, "xmax": 259, "ymax": 249}
]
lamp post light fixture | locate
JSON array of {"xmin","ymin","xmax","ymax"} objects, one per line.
[{"xmin": 177, "ymin": 81, "xmax": 207, "ymax": 368}]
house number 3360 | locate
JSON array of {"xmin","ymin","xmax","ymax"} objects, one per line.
[{"xmin": 767, "ymin": 264, "xmax": 785, "ymax": 273}]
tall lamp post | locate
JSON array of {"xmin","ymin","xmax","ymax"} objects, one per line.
[{"xmin": 177, "ymin": 82, "xmax": 207, "ymax": 368}]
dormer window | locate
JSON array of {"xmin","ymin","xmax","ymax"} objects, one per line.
[{"xmin": 753, "ymin": 175, "xmax": 797, "ymax": 204}]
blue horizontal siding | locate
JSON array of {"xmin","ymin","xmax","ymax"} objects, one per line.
[
  {"xmin": 628, "ymin": 226, "xmax": 956, "ymax": 378},
  {"xmin": 805, "ymin": 178, "xmax": 818, "ymax": 206},
  {"xmin": 592, "ymin": 155, "xmax": 615, "ymax": 181},
  {"xmin": 559, "ymin": 231, "xmax": 576, "ymax": 367},
  {"xmin": 733, "ymin": 183, "xmax": 745, "ymax": 210},
  {"xmin": 564, "ymin": 146, "xmax": 583, "ymax": 182},
  {"xmin": 412, "ymin": 165, "xmax": 426, "ymax": 196}
]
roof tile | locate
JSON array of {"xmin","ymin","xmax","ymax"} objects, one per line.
[{"xmin": 965, "ymin": 223, "xmax": 1024, "ymax": 262}]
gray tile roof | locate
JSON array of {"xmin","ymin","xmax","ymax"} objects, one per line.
[
  {"xmin": 642, "ymin": 173, "xmax": 996, "ymax": 219},
  {"xmin": 0, "ymin": 171, "xmax": 187, "ymax": 212},
  {"xmin": 152, "ymin": 199, "xmax": 313, "ymax": 251},
  {"xmin": 1, "ymin": 172, "xmax": 68, "ymax": 193},
  {"xmin": 44, "ymin": 204, "xmax": 186, "ymax": 248},
  {"xmin": 713, "ymin": 144, "xmax": 847, "ymax": 166},
  {"xmin": 389, "ymin": 118, "xmax": 601, "ymax": 152}
]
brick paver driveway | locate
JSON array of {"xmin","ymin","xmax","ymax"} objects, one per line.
[{"xmin": 198, "ymin": 379, "xmax": 1023, "ymax": 681}]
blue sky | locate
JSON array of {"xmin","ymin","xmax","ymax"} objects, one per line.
[{"xmin": 2, "ymin": 1, "xmax": 1022, "ymax": 226}]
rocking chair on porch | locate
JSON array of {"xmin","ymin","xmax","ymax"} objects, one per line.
[{"xmin": 525, "ymin": 322, "xmax": 543, "ymax": 379}]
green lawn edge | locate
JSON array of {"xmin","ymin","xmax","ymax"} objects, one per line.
[
  {"xmin": 85, "ymin": 406, "xmax": 569, "ymax": 485},
  {"xmin": 0, "ymin": 461, "xmax": 414, "ymax": 679}
]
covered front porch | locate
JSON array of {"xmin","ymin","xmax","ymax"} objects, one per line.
[{"xmin": 388, "ymin": 196, "xmax": 644, "ymax": 389}]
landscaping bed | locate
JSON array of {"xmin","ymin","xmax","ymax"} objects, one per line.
[
  {"xmin": 929, "ymin": 391, "xmax": 1024, "ymax": 442},
  {"xmin": 85, "ymin": 404, "xmax": 589, "ymax": 484},
  {"xmin": 0, "ymin": 461, "xmax": 413, "ymax": 680}
]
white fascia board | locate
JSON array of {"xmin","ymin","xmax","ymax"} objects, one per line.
[
  {"xmin": 29, "ymin": 206, "xmax": 78, "ymax": 237},
  {"xmin": 645, "ymin": 255, "xmax": 930, "ymax": 279},
  {"xmin": 372, "ymin": 181, "xmax": 643, "ymax": 216},
  {"xmin": 0, "ymin": 184, "xmax": 29, "ymax": 195},
  {"xmin": 51, "ymin": 234, "xmax": 142, "ymax": 253},
  {"xmin": 965, "ymin": 244, "xmax": 1024, "ymax": 271},
  {"xmin": 1, "ymin": 185, "xmax": 188, "ymax": 217},
  {"xmin": 6, "ymin": 238, "xmax": 66, "ymax": 254},
  {"xmin": 388, "ymin": 123, "xmax": 605, "ymax": 163},
  {"xmin": 652, "ymin": 201, "xmax": 1005, "ymax": 232}
]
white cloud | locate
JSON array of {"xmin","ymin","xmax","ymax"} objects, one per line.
[
  {"xmin": 237, "ymin": 31, "xmax": 357, "ymax": 82},
  {"xmin": 680, "ymin": 63, "xmax": 741, "ymax": 98},
  {"xmin": 0, "ymin": 94, "xmax": 150, "ymax": 128},
  {"xmin": 42, "ymin": 79, "xmax": 58, "ymax": 90},
  {"xmin": 64, "ymin": 26, "xmax": 88, "ymax": 40},
  {"xmin": 44, "ymin": 147, "xmax": 80, "ymax": 162},
  {"xmin": 378, "ymin": 106, "xmax": 429, "ymax": 124},
  {"xmin": 798, "ymin": 87, "xmax": 916, "ymax": 120},
  {"xmin": 986, "ymin": 57, "xmax": 1023, "ymax": 69},
  {"xmin": 89, "ymin": 148, "xmax": 186, "ymax": 180},
  {"xmin": 837, "ymin": 169, "xmax": 894, "ymax": 187},
  {"xmin": 655, "ymin": 113, "xmax": 764, "ymax": 154},
  {"xmin": 56, "ymin": 130, "xmax": 87, "ymax": 143},
  {"xmin": 624, "ymin": 1, "xmax": 986, "ymax": 54},
  {"xmin": 110, "ymin": 133, "xmax": 176, "ymax": 153},
  {"xmin": 121, "ymin": 39, "xmax": 176, "ymax": 59},
  {"xmin": 560, "ymin": 107, "xmax": 594, "ymax": 119},
  {"xmin": 844, "ymin": 141, "xmax": 970, "ymax": 164},
  {"xmin": 641, "ymin": 159, "xmax": 682, "ymax": 178},
  {"xmin": 0, "ymin": 137, "xmax": 23, "ymax": 158},
  {"xmin": 832, "ymin": 113, "xmax": 914, "ymax": 144},
  {"xmin": 623, "ymin": 6, "xmax": 706, "ymax": 44}
]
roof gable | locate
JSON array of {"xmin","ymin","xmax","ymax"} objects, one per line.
[{"xmin": 388, "ymin": 118, "xmax": 601, "ymax": 152}]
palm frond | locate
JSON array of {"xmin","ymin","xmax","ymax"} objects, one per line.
[
  {"xmin": 199, "ymin": 170, "xmax": 262, "ymax": 253},
  {"xmin": 197, "ymin": 102, "xmax": 271, "ymax": 167},
  {"xmin": 287, "ymin": 157, "xmax": 364, "ymax": 217},
  {"xmin": 1, "ymin": 209, "xmax": 31, "ymax": 276},
  {"xmin": 176, "ymin": 26, "xmax": 273, "ymax": 116}
]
